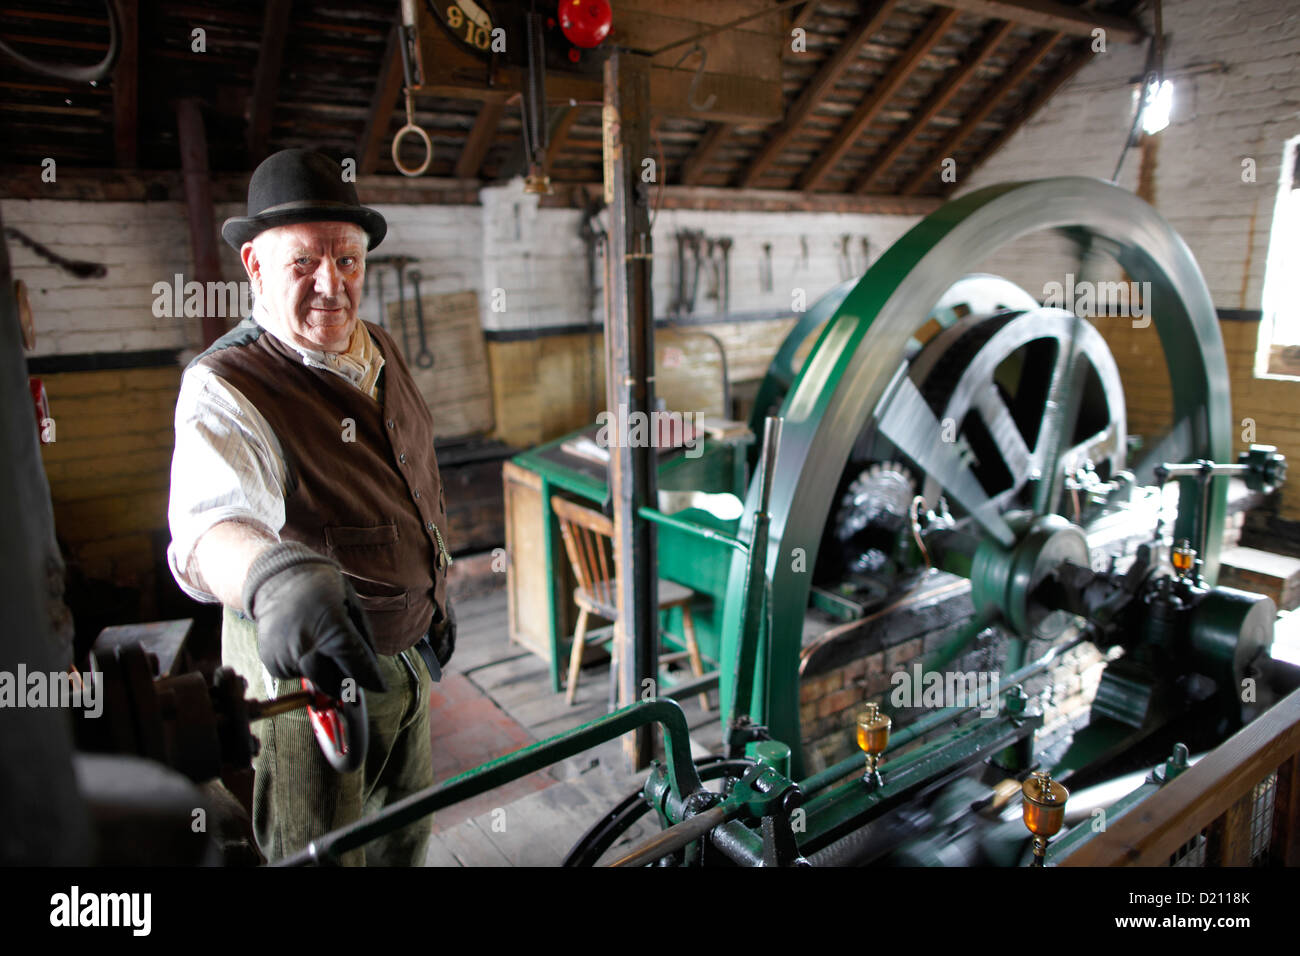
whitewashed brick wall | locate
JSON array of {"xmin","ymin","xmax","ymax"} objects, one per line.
[
  {"xmin": 479, "ymin": 177, "xmax": 922, "ymax": 332},
  {"xmin": 4, "ymin": 186, "xmax": 923, "ymax": 353},
  {"xmin": 960, "ymin": 0, "xmax": 1300, "ymax": 312},
  {"xmin": 1, "ymin": 198, "xmax": 483, "ymax": 358}
]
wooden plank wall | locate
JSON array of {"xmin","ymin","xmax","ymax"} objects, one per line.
[
  {"xmin": 485, "ymin": 317, "xmax": 796, "ymax": 448},
  {"xmin": 37, "ymin": 366, "xmax": 179, "ymax": 612}
]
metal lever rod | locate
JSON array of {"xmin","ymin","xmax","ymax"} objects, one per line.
[{"xmin": 607, "ymin": 805, "xmax": 730, "ymax": 867}]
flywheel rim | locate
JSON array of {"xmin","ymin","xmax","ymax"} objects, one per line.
[{"xmin": 719, "ymin": 177, "xmax": 1231, "ymax": 779}]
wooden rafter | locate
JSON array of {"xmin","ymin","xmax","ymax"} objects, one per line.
[
  {"xmin": 739, "ymin": 0, "xmax": 899, "ymax": 189},
  {"xmin": 245, "ymin": 0, "xmax": 292, "ymax": 161},
  {"xmin": 112, "ymin": 0, "xmax": 138, "ymax": 168},
  {"xmin": 681, "ymin": 2, "xmax": 824, "ymax": 186},
  {"xmin": 800, "ymin": 8, "xmax": 960, "ymax": 192},
  {"xmin": 680, "ymin": 122, "xmax": 732, "ymax": 185},
  {"xmin": 943, "ymin": 40, "xmax": 1095, "ymax": 195},
  {"xmin": 788, "ymin": 1, "xmax": 824, "ymax": 43},
  {"xmin": 852, "ymin": 19, "xmax": 1014, "ymax": 193},
  {"xmin": 932, "ymin": 0, "xmax": 1142, "ymax": 44},
  {"xmin": 455, "ymin": 92, "xmax": 507, "ymax": 179},
  {"xmin": 543, "ymin": 105, "xmax": 581, "ymax": 178},
  {"xmin": 356, "ymin": 18, "xmax": 405, "ymax": 176},
  {"xmin": 900, "ymin": 30, "xmax": 1064, "ymax": 195}
]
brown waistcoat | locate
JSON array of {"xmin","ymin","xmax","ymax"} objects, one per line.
[{"xmin": 192, "ymin": 319, "xmax": 450, "ymax": 655}]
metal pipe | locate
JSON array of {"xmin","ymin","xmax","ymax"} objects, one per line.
[
  {"xmin": 730, "ymin": 416, "xmax": 782, "ymax": 730},
  {"xmin": 607, "ymin": 805, "xmax": 729, "ymax": 867},
  {"xmin": 798, "ymin": 637, "xmax": 1083, "ymax": 796},
  {"xmin": 246, "ymin": 690, "xmax": 314, "ymax": 721},
  {"xmin": 636, "ymin": 506, "xmax": 749, "ymax": 554},
  {"xmin": 277, "ymin": 698, "xmax": 705, "ymax": 865}
]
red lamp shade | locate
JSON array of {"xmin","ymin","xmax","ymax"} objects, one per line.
[{"xmin": 558, "ymin": 0, "xmax": 612, "ymax": 49}]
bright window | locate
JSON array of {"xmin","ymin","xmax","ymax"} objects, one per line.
[{"xmin": 1259, "ymin": 134, "xmax": 1300, "ymax": 378}]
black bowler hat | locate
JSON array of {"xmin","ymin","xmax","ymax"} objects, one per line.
[{"xmin": 221, "ymin": 148, "xmax": 387, "ymax": 251}]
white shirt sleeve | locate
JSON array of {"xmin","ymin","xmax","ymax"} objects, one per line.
[{"xmin": 166, "ymin": 364, "xmax": 288, "ymax": 603}]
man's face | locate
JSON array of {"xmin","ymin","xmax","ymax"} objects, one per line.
[{"xmin": 242, "ymin": 221, "xmax": 366, "ymax": 352}]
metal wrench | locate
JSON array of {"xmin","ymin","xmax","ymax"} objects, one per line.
[
  {"xmin": 718, "ymin": 237, "xmax": 732, "ymax": 313},
  {"xmin": 392, "ymin": 257, "xmax": 414, "ymax": 363},
  {"xmin": 369, "ymin": 255, "xmax": 415, "ymax": 358},
  {"xmin": 373, "ymin": 267, "xmax": 386, "ymax": 329},
  {"xmin": 686, "ymin": 231, "xmax": 703, "ymax": 314},
  {"xmin": 408, "ymin": 269, "xmax": 434, "ymax": 369}
]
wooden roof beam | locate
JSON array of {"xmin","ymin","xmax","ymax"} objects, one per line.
[
  {"xmin": 542, "ymin": 104, "xmax": 581, "ymax": 179},
  {"xmin": 245, "ymin": 0, "xmax": 293, "ymax": 161},
  {"xmin": 900, "ymin": 30, "xmax": 1063, "ymax": 195},
  {"xmin": 801, "ymin": 8, "xmax": 959, "ymax": 192},
  {"xmin": 933, "ymin": 0, "xmax": 1142, "ymax": 43},
  {"xmin": 739, "ymin": 0, "xmax": 899, "ymax": 189},
  {"xmin": 356, "ymin": 18, "xmax": 405, "ymax": 176},
  {"xmin": 455, "ymin": 92, "xmax": 508, "ymax": 179},
  {"xmin": 112, "ymin": 0, "xmax": 138, "ymax": 168},
  {"xmin": 680, "ymin": 122, "xmax": 731, "ymax": 185},
  {"xmin": 942, "ymin": 40, "xmax": 1095, "ymax": 195},
  {"xmin": 681, "ymin": 3, "xmax": 824, "ymax": 186},
  {"xmin": 853, "ymin": 19, "xmax": 1014, "ymax": 193}
]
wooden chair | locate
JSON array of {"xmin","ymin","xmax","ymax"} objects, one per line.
[{"xmin": 551, "ymin": 495, "xmax": 710, "ymax": 710}]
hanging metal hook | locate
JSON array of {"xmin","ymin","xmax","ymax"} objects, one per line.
[{"xmin": 674, "ymin": 44, "xmax": 716, "ymax": 113}]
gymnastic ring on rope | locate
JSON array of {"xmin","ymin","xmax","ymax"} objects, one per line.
[{"xmin": 392, "ymin": 123, "xmax": 433, "ymax": 177}]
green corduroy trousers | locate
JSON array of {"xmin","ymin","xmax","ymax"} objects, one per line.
[{"xmin": 223, "ymin": 606, "xmax": 435, "ymax": 866}]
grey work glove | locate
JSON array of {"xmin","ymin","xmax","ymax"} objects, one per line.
[{"xmin": 242, "ymin": 541, "xmax": 388, "ymax": 700}]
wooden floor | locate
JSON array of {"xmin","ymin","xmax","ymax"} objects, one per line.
[{"xmin": 421, "ymin": 588, "xmax": 725, "ymax": 866}]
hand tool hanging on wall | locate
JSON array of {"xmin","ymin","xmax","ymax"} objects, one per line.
[
  {"xmin": 686, "ymin": 230, "xmax": 703, "ymax": 314},
  {"xmin": 4, "ymin": 227, "xmax": 106, "ymax": 279},
  {"xmin": 373, "ymin": 265, "xmax": 386, "ymax": 330},
  {"xmin": 673, "ymin": 230, "xmax": 688, "ymax": 315},
  {"xmin": 798, "ymin": 235, "xmax": 809, "ymax": 272},
  {"xmin": 519, "ymin": 4, "xmax": 551, "ymax": 194},
  {"xmin": 859, "ymin": 236, "xmax": 871, "ymax": 275},
  {"xmin": 579, "ymin": 199, "xmax": 606, "ymax": 419},
  {"xmin": 703, "ymin": 238, "xmax": 720, "ymax": 306},
  {"xmin": 408, "ymin": 269, "xmax": 435, "ymax": 369},
  {"xmin": 759, "ymin": 241, "xmax": 773, "ymax": 294},
  {"xmin": 718, "ymin": 237, "xmax": 732, "ymax": 313},
  {"xmin": 392, "ymin": 258, "xmax": 413, "ymax": 362},
  {"xmin": 370, "ymin": 255, "xmax": 416, "ymax": 362},
  {"xmin": 369, "ymin": 256, "xmax": 413, "ymax": 353},
  {"xmin": 837, "ymin": 234, "xmax": 853, "ymax": 280}
]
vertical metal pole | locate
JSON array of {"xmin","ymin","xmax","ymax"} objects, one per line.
[{"xmin": 602, "ymin": 50, "xmax": 658, "ymax": 770}]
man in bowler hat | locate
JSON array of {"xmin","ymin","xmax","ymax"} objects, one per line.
[{"xmin": 166, "ymin": 148, "xmax": 455, "ymax": 865}]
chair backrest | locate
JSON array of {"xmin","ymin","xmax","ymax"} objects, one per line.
[{"xmin": 551, "ymin": 496, "xmax": 616, "ymax": 610}]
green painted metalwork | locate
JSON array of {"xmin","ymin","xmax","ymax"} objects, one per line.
[
  {"xmin": 512, "ymin": 430, "xmax": 750, "ymax": 671},
  {"xmin": 746, "ymin": 278, "xmax": 857, "ymax": 454},
  {"xmin": 718, "ymin": 178, "xmax": 1232, "ymax": 778},
  {"xmin": 797, "ymin": 709, "xmax": 1041, "ymax": 854},
  {"xmin": 275, "ymin": 698, "xmax": 705, "ymax": 866}
]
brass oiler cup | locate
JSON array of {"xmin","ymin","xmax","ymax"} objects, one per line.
[
  {"xmin": 856, "ymin": 703, "xmax": 892, "ymax": 788},
  {"xmin": 1022, "ymin": 770, "xmax": 1069, "ymax": 866}
]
